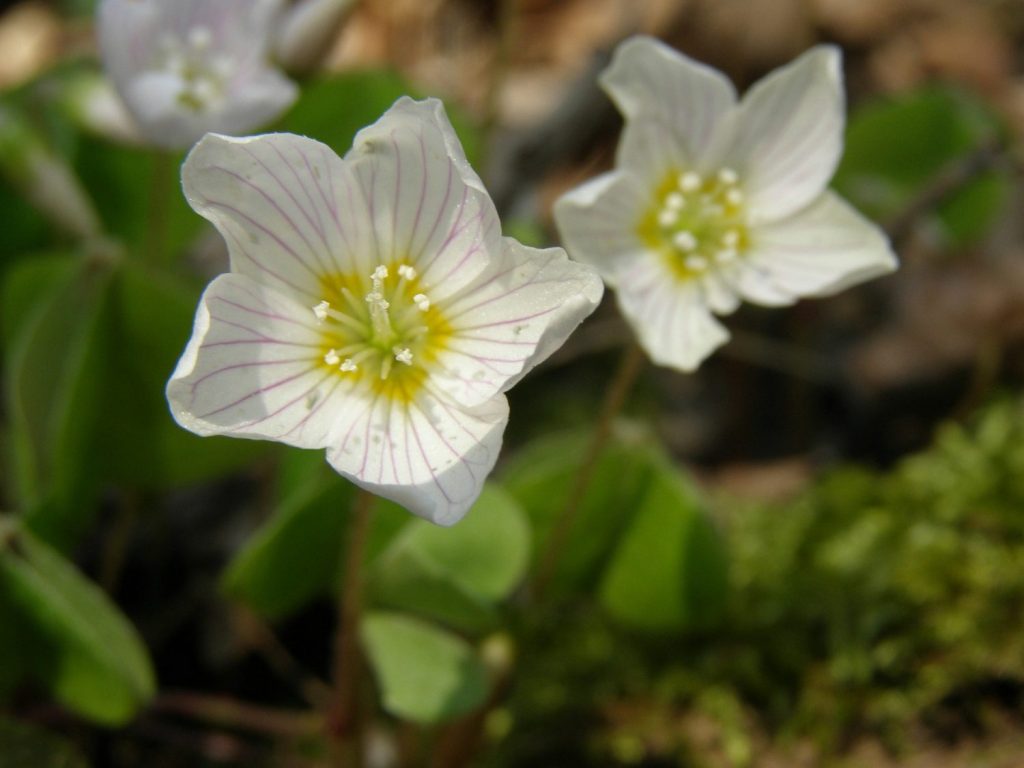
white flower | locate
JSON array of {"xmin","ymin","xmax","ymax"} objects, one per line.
[
  {"xmin": 166, "ymin": 98, "xmax": 603, "ymax": 525},
  {"xmin": 98, "ymin": 0, "xmax": 298, "ymax": 150},
  {"xmin": 555, "ymin": 37, "xmax": 898, "ymax": 372}
]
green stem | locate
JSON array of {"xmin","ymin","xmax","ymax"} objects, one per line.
[
  {"xmin": 328, "ymin": 488, "xmax": 375, "ymax": 764},
  {"xmin": 531, "ymin": 341, "xmax": 646, "ymax": 599}
]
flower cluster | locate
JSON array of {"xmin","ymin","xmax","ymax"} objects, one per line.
[
  {"xmin": 555, "ymin": 37, "xmax": 898, "ymax": 372},
  {"xmin": 167, "ymin": 98, "xmax": 603, "ymax": 524}
]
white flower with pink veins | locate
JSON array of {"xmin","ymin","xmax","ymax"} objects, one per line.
[
  {"xmin": 555, "ymin": 37, "xmax": 898, "ymax": 372},
  {"xmin": 167, "ymin": 98, "xmax": 603, "ymax": 525},
  {"xmin": 98, "ymin": 0, "xmax": 298, "ymax": 149}
]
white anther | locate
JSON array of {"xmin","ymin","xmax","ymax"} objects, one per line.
[
  {"xmin": 665, "ymin": 192, "xmax": 685, "ymax": 210},
  {"xmin": 397, "ymin": 264, "xmax": 416, "ymax": 280},
  {"xmin": 679, "ymin": 172, "xmax": 702, "ymax": 192},
  {"xmin": 394, "ymin": 347, "xmax": 414, "ymax": 366},
  {"xmin": 718, "ymin": 167, "xmax": 738, "ymax": 185},
  {"xmin": 313, "ymin": 300, "xmax": 330, "ymax": 322},
  {"xmin": 371, "ymin": 265, "xmax": 389, "ymax": 281},
  {"xmin": 722, "ymin": 230, "xmax": 740, "ymax": 247},
  {"xmin": 673, "ymin": 231, "xmax": 698, "ymax": 251},
  {"xmin": 726, "ymin": 188, "xmax": 744, "ymax": 206},
  {"xmin": 658, "ymin": 209, "xmax": 678, "ymax": 228},
  {"xmin": 685, "ymin": 255, "xmax": 709, "ymax": 271},
  {"xmin": 413, "ymin": 293, "xmax": 431, "ymax": 312},
  {"xmin": 717, "ymin": 248, "xmax": 738, "ymax": 262},
  {"xmin": 340, "ymin": 358, "xmax": 358, "ymax": 372},
  {"xmin": 324, "ymin": 349, "xmax": 340, "ymax": 366}
]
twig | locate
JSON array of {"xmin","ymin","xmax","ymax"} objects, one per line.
[
  {"xmin": 883, "ymin": 137, "xmax": 1005, "ymax": 247},
  {"xmin": 152, "ymin": 691, "xmax": 322, "ymax": 737}
]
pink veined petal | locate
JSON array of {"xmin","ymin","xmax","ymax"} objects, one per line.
[
  {"xmin": 725, "ymin": 45, "xmax": 845, "ymax": 223},
  {"xmin": 167, "ymin": 273, "xmax": 355, "ymax": 449},
  {"xmin": 600, "ymin": 35, "xmax": 737, "ymax": 167},
  {"xmin": 182, "ymin": 132, "xmax": 376, "ymax": 301},
  {"xmin": 431, "ymin": 239, "xmax": 603, "ymax": 407},
  {"xmin": 325, "ymin": 389, "xmax": 509, "ymax": 526},
  {"xmin": 553, "ymin": 170, "xmax": 648, "ymax": 286},
  {"xmin": 615, "ymin": 254, "xmax": 730, "ymax": 372},
  {"xmin": 741, "ymin": 190, "xmax": 898, "ymax": 301},
  {"xmin": 344, "ymin": 97, "xmax": 501, "ymax": 301}
]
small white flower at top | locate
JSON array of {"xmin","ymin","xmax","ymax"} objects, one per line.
[
  {"xmin": 166, "ymin": 98, "xmax": 603, "ymax": 525},
  {"xmin": 555, "ymin": 37, "xmax": 898, "ymax": 372},
  {"xmin": 97, "ymin": 0, "xmax": 298, "ymax": 149}
]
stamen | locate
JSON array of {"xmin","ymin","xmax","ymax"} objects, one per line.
[
  {"xmin": 673, "ymin": 231, "xmax": 698, "ymax": 251},
  {"xmin": 379, "ymin": 355, "xmax": 393, "ymax": 380},
  {"xmin": 679, "ymin": 172, "xmax": 702, "ymax": 192},
  {"xmin": 685, "ymin": 255, "xmax": 709, "ymax": 271},
  {"xmin": 722, "ymin": 230, "xmax": 740, "ymax": 247},
  {"xmin": 718, "ymin": 167, "xmax": 738, "ymax": 185},
  {"xmin": 394, "ymin": 347, "xmax": 414, "ymax": 366},
  {"xmin": 324, "ymin": 349, "xmax": 340, "ymax": 366},
  {"xmin": 371, "ymin": 265, "xmax": 389, "ymax": 281},
  {"xmin": 665, "ymin": 192, "xmax": 685, "ymax": 211},
  {"xmin": 313, "ymin": 300, "xmax": 330, "ymax": 322},
  {"xmin": 726, "ymin": 188, "xmax": 743, "ymax": 206},
  {"xmin": 340, "ymin": 359, "xmax": 358, "ymax": 372},
  {"xmin": 413, "ymin": 293, "xmax": 431, "ymax": 312},
  {"xmin": 397, "ymin": 264, "xmax": 416, "ymax": 280},
  {"xmin": 717, "ymin": 248, "xmax": 737, "ymax": 262},
  {"xmin": 658, "ymin": 209, "xmax": 678, "ymax": 228}
]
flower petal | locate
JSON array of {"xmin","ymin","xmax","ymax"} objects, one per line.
[
  {"xmin": 345, "ymin": 97, "xmax": 501, "ymax": 300},
  {"xmin": 741, "ymin": 191, "xmax": 898, "ymax": 301},
  {"xmin": 182, "ymin": 132, "xmax": 376, "ymax": 301},
  {"xmin": 553, "ymin": 170, "xmax": 647, "ymax": 286},
  {"xmin": 615, "ymin": 118, "xmax": 691, "ymax": 191},
  {"xmin": 600, "ymin": 35, "xmax": 737, "ymax": 166},
  {"xmin": 167, "ymin": 273, "xmax": 354, "ymax": 449},
  {"xmin": 326, "ymin": 391, "xmax": 509, "ymax": 526},
  {"xmin": 616, "ymin": 255, "xmax": 730, "ymax": 371},
  {"xmin": 726, "ymin": 45, "xmax": 845, "ymax": 222},
  {"xmin": 432, "ymin": 239, "xmax": 603, "ymax": 406}
]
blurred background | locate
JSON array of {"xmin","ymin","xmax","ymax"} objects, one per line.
[{"xmin": 3, "ymin": 0, "xmax": 1024, "ymax": 766}]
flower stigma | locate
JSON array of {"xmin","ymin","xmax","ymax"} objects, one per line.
[{"xmin": 638, "ymin": 166, "xmax": 750, "ymax": 281}]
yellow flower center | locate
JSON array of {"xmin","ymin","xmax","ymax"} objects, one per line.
[
  {"xmin": 312, "ymin": 263, "xmax": 450, "ymax": 403},
  {"xmin": 637, "ymin": 167, "xmax": 750, "ymax": 281}
]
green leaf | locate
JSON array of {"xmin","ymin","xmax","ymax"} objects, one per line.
[
  {"xmin": 223, "ymin": 468, "xmax": 355, "ymax": 620},
  {"xmin": 0, "ymin": 252, "xmax": 79, "ymax": 357},
  {"xmin": 384, "ymin": 485, "xmax": 530, "ymax": 598},
  {"xmin": 6, "ymin": 260, "xmax": 113, "ymax": 547},
  {"xmin": 834, "ymin": 86, "xmax": 1008, "ymax": 245},
  {"xmin": 223, "ymin": 460, "xmax": 410, "ymax": 620},
  {"xmin": 0, "ymin": 520, "xmax": 155, "ymax": 725},
  {"xmin": 0, "ymin": 718, "xmax": 89, "ymax": 768},
  {"xmin": 599, "ymin": 459, "xmax": 729, "ymax": 632},
  {"xmin": 501, "ymin": 427, "xmax": 661, "ymax": 594},
  {"xmin": 368, "ymin": 485, "xmax": 530, "ymax": 633},
  {"xmin": 361, "ymin": 611, "xmax": 490, "ymax": 724}
]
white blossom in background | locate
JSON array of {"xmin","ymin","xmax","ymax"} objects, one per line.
[
  {"xmin": 98, "ymin": 0, "xmax": 298, "ymax": 150},
  {"xmin": 555, "ymin": 37, "xmax": 898, "ymax": 372},
  {"xmin": 166, "ymin": 98, "xmax": 603, "ymax": 525}
]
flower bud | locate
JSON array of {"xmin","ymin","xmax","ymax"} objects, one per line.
[{"xmin": 274, "ymin": 0, "xmax": 356, "ymax": 75}]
